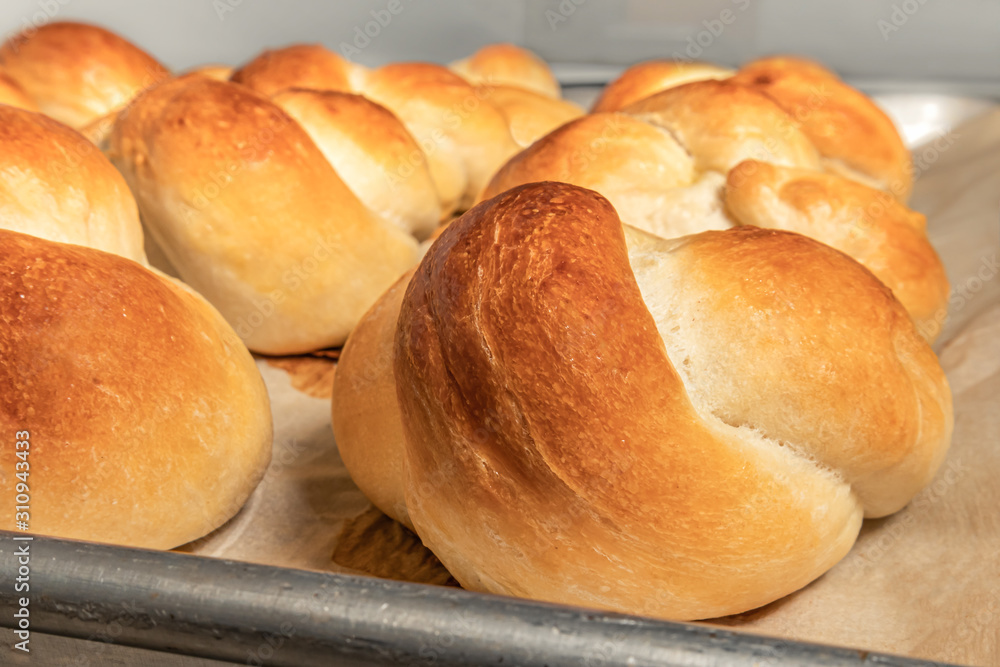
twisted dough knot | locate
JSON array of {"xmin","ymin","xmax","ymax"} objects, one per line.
[
  {"xmin": 484, "ymin": 60, "xmax": 948, "ymax": 340},
  {"xmin": 231, "ymin": 43, "xmax": 581, "ymax": 216},
  {"xmin": 110, "ymin": 74, "xmax": 424, "ymax": 355},
  {"xmin": 333, "ymin": 181, "xmax": 953, "ymax": 621}
]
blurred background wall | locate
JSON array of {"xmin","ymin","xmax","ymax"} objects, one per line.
[{"xmin": 0, "ymin": 0, "xmax": 997, "ymax": 96}]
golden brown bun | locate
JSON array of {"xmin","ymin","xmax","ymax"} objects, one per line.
[
  {"xmin": 230, "ymin": 44, "xmax": 358, "ymax": 95},
  {"xmin": 353, "ymin": 62, "xmax": 519, "ymax": 214},
  {"xmin": 110, "ymin": 75, "xmax": 419, "ymax": 355},
  {"xmin": 373, "ymin": 181, "xmax": 952, "ymax": 620},
  {"xmin": 450, "ymin": 43, "xmax": 561, "ymax": 98},
  {"xmin": 591, "ymin": 60, "xmax": 734, "ymax": 112},
  {"xmin": 730, "ymin": 57, "xmax": 912, "ymax": 200},
  {"xmin": 0, "ymin": 230, "xmax": 272, "ymax": 549},
  {"xmin": 271, "ymin": 89, "xmax": 441, "ymax": 238},
  {"xmin": 0, "ymin": 69, "xmax": 37, "ymax": 110},
  {"xmin": 474, "ymin": 84, "xmax": 584, "ymax": 148},
  {"xmin": 593, "ymin": 56, "xmax": 911, "ymax": 199},
  {"xmin": 0, "ymin": 21, "xmax": 169, "ymax": 129},
  {"xmin": 625, "ymin": 80, "xmax": 822, "ymax": 172},
  {"xmin": 232, "ymin": 45, "xmax": 520, "ymax": 215},
  {"xmin": 483, "ymin": 80, "xmax": 947, "ymax": 339},
  {"xmin": 726, "ymin": 160, "xmax": 948, "ymax": 335},
  {"xmin": 332, "ymin": 271, "xmax": 414, "ymax": 530},
  {"xmin": 0, "ymin": 105, "xmax": 145, "ymax": 263},
  {"xmin": 482, "ymin": 112, "xmax": 726, "ymax": 237}
]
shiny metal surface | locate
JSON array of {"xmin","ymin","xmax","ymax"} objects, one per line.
[{"xmin": 0, "ymin": 532, "xmax": 953, "ymax": 666}]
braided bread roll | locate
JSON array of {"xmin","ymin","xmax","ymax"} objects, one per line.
[
  {"xmin": 449, "ymin": 43, "xmax": 562, "ymax": 98},
  {"xmin": 231, "ymin": 43, "xmax": 577, "ymax": 214},
  {"xmin": 333, "ymin": 181, "xmax": 952, "ymax": 621},
  {"xmin": 592, "ymin": 57, "xmax": 910, "ymax": 200},
  {"xmin": 110, "ymin": 75, "xmax": 421, "ymax": 355},
  {"xmin": 483, "ymin": 77, "xmax": 947, "ymax": 340},
  {"xmin": 591, "ymin": 61, "xmax": 734, "ymax": 113}
]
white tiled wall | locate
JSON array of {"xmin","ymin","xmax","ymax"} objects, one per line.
[{"xmin": 1, "ymin": 0, "xmax": 997, "ymax": 95}]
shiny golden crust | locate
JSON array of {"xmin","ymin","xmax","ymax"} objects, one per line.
[
  {"xmin": 0, "ymin": 230, "xmax": 272, "ymax": 549},
  {"xmin": 385, "ymin": 181, "xmax": 950, "ymax": 620},
  {"xmin": 110, "ymin": 75, "xmax": 418, "ymax": 355},
  {"xmin": 450, "ymin": 43, "xmax": 561, "ymax": 98},
  {"xmin": 232, "ymin": 44, "xmax": 520, "ymax": 216},
  {"xmin": 480, "ymin": 112, "xmax": 729, "ymax": 238},
  {"xmin": 272, "ymin": 89, "xmax": 441, "ymax": 238},
  {"xmin": 474, "ymin": 84, "xmax": 584, "ymax": 148},
  {"xmin": 332, "ymin": 271, "xmax": 414, "ymax": 530},
  {"xmin": 0, "ymin": 105, "xmax": 145, "ymax": 263},
  {"xmin": 591, "ymin": 60, "xmax": 733, "ymax": 112},
  {"xmin": 358, "ymin": 62, "xmax": 519, "ymax": 214},
  {"xmin": 624, "ymin": 79, "xmax": 821, "ymax": 173},
  {"xmin": 0, "ymin": 21, "xmax": 169, "ymax": 129},
  {"xmin": 726, "ymin": 160, "xmax": 948, "ymax": 340},
  {"xmin": 484, "ymin": 76, "xmax": 939, "ymax": 330},
  {"xmin": 230, "ymin": 44, "xmax": 357, "ymax": 96},
  {"xmin": 731, "ymin": 57, "xmax": 912, "ymax": 200},
  {"xmin": 0, "ymin": 70, "xmax": 36, "ymax": 110}
]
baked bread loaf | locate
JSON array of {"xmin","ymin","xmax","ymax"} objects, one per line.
[
  {"xmin": 473, "ymin": 84, "xmax": 584, "ymax": 148},
  {"xmin": 483, "ymin": 77, "xmax": 947, "ymax": 339},
  {"xmin": 0, "ymin": 104, "xmax": 146, "ymax": 264},
  {"xmin": 592, "ymin": 56, "xmax": 911, "ymax": 200},
  {"xmin": 270, "ymin": 89, "xmax": 440, "ymax": 240},
  {"xmin": 110, "ymin": 74, "xmax": 421, "ymax": 355},
  {"xmin": 333, "ymin": 181, "xmax": 953, "ymax": 621},
  {"xmin": 0, "ymin": 21, "xmax": 169, "ymax": 130},
  {"xmin": 0, "ymin": 230, "xmax": 272, "ymax": 549},
  {"xmin": 232, "ymin": 46, "xmax": 517, "ymax": 215},
  {"xmin": 591, "ymin": 60, "xmax": 733, "ymax": 112},
  {"xmin": 449, "ymin": 43, "xmax": 562, "ymax": 98},
  {"xmin": 231, "ymin": 43, "xmax": 574, "ymax": 213}
]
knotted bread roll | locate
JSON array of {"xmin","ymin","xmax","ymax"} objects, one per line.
[
  {"xmin": 0, "ymin": 21, "xmax": 169, "ymax": 141},
  {"xmin": 592, "ymin": 56, "xmax": 911, "ymax": 200},
  {"xmin": 591, "ymin": 60, "xmax": 734, "ymax": 113},
  {"xmin": 484, "ymin": 76, "xmax": 947, "ymax": 340},
  {"xmin": 0, "ymin": 104, "xmax": 146, "ymax": 264},
  {"xmin": 0, "ymin": 230, "xmax": 272, "ymax": 549},
  {"xmin": 231, "ymin": 43, "xmax": 577, "ymax": 214},
  {"xmin": 332, "ymin": 181, "xmax": 953, "ymax": 621},
  {"xmin": 110, "ymin": 74, "xmax": 422, "ymax": 355},
  {"xmin": 449, "ymin": 43, "xmax": 562, "ymax": 98},
  {"xmin": 473, "ymin": 84, "xmax": 584, "ymax": 149}
]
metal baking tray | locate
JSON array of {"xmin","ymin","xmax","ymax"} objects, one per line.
[{"xmin": 0, "ymin": 531, "xmax": 950, "ymax": 666}]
